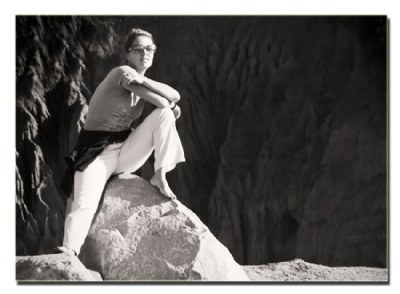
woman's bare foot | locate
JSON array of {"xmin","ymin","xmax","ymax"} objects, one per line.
[
  {"xmin": 150, "ymin": 169, "xmax": 177, "ymax": 200},
  {"xmin": 54, "ymin": 246, "xmax": 77, "ymax": 256}
]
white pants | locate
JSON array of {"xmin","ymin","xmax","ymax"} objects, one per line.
[{"xmin": 62, "ymin": 108, "xmax": 185, "ymax": 254}]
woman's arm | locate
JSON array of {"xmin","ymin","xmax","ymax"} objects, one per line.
[
  {"xmin": 121, "ymin": 76, "xmax": 175, "ymax": 108},
  {"xmin": 119, "ymin": 67, "xmax": 180, "ymax": 103},
  {"xmin": 142, "ymin": 77, "xmax": 180, "ymax": 103}
]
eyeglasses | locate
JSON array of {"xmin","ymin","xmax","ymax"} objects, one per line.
[{"xmin": 128, "ymin": 45, "xmax": 157, "ymax": 54}]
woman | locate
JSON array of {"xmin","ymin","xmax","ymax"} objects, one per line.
[{"xmin": 56, "ymin": 28, "xmax": 185, "ymax": 256}]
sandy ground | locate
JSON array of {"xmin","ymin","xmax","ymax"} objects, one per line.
[{"xmin": 242, "ymin": 259, "xmax": 388, "ymax": 282}]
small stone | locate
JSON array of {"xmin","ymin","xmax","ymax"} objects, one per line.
[{"xmin": 16, "ymin": 254, "xmax": 103, "ymax": 281}]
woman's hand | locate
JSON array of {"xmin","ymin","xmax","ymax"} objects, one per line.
[
  {"xmin": 173, "ymin": 105, "xmax": 181, "ymax": 120},
  {"xmin": 122, "ymin": 70, "xmax": 145, "ymax": 85}
]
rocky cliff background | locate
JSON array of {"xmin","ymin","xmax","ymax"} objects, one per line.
[{"xmin": 15, "ymin": 16, "xmax": 387, "ymax": 268}]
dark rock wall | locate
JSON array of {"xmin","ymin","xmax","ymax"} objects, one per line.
[
  {"xmin": 16, "ymin": 16, "xmax": 119, "ymax": 255},
  {"xmin": 16, "ymin": 16, "xmax": 387, "ymax": 267}
]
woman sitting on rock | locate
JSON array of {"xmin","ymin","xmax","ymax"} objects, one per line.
[{"xmin": 56, "ymin": 28, "xmax": 185, "ymax": 256}]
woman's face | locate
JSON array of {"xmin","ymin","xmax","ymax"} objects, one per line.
[{"xmin": 126, "ymin": 36, "xmax": 156, "ymax": 73}]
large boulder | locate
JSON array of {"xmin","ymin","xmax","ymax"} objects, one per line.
[
  {"xmin": 79, "ymin": 174, "xmax": 249, "ymax": 281},
  {"xmin": 16, "ymin": 254, "xmax": 102, "ymax": 281}
]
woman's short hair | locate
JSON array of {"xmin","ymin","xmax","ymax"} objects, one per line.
[{"xmin": 124, "ymin": 28, "xmax": 155, "ymax": 52}]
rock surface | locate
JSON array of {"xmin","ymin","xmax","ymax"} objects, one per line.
[
  {"xmin": 16, "ymin": 254, "xmax": 103, "ymax": 281},
  {"xmin": 16, "ymin": 254, "xmax": 387, "ymax": 282},
  {"xmin": 79, "ymin": 174, "xmax": 249, "ymax": 281},
  {"xmin": 243, "ymin": 259, "xmax": 388, "ymax": 282}
]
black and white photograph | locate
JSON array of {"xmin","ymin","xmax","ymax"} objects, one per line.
[{"xmin": 3, "ymin": 0, "xmax": 398, "ymax": 290}]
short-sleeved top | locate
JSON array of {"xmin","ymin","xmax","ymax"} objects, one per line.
[{"xmin": 84, "ymin": 65, "xmax": 145, "ymax": 132}]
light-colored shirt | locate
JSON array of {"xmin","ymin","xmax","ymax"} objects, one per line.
[{"xmin": 84, "ymin": 65, "xmax": 145, "ymax": 131}]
